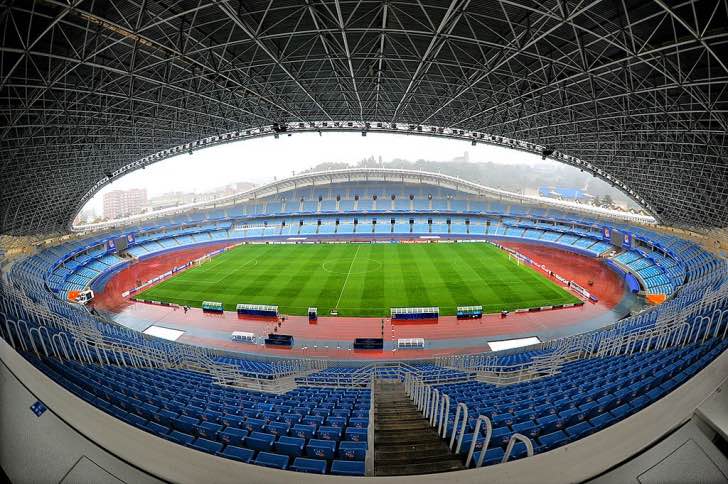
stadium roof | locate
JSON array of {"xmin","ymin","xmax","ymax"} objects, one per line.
[{"xmin": 1, "ymin": 0, "xmax": 726, "ymax": 235}]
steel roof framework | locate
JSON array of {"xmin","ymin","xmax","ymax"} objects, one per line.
[{"xmin": 1, "ymin": 0, "xmax": 726, "ymax": 235}]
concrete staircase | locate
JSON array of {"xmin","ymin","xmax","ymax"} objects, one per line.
[{"xmin": 373, "ymin": 381, "xmax": 465, "ymax": 476}]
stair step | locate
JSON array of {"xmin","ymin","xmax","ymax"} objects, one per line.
[
  {"xmin": 375, "ymin": 439, "xmax": 450, "ymax": 452},
  {"xmin": 375, "ymin": 446, "xmax": 453, "ymax": 461},
  {"xmin": 375, "ymin": 452, "xmax": 461, "ymax": 466},
  {"xmin": 374, "ymin": 381, "xmax": 465, "ymax": 476},
  {"xmin": 375, "ymin": 459, "xmax": 465, "ymax": 476},
  {"xmin": 375, "ymin": 398, "xmax": 410, "ymax": 403},
  {"xmin": 376, "ymin": 411, "xmax": 422, "ymax": 417},
  {"xmin": 375, "ymin": 421, "xmax": 434, "ymax": 432},
  {"xmin": 375, "ymin": 431, "xmax": 446, "ymax": 445},
  {"xmin": 375, "ymin": 411, "xmax": 423, "ymax": 419},
  {"xmin": 375, "ymin": 410, "xmax": 423, "ymax": 418}
]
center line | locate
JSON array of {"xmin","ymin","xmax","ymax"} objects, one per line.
[{"xmin": 334, "ymin": 245, "xmax": 361, "ymax": 309}]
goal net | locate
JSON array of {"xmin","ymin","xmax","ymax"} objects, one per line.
[{"xmin": 194, "ymin": 254, "xmax": 212, "ymax": 267}]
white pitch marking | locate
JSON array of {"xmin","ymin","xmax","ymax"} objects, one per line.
[{"xmin": 334, "ymin": 245, "xmax": 361, "ymax": 309}]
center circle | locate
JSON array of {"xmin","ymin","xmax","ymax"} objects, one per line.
[{"xmin": 321, "ymin": 258, "xmax": 383, "ymax": 275}]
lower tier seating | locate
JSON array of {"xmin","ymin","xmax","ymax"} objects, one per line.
[
  {"xmin": 27, "ymin": 357, "xmax": 370, "ymax": 476},
  {"xmin": 434, "ymin": 338, "xmax": 727, "ymax": 467}
]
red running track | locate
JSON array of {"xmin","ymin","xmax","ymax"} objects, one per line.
[
  {"xmin": 94, "ymin": 240, "xmax": 631, "ymax": 359},
  {"xmin": 93, "ymin": 242, "xmax": 232, "ymax": 312}
]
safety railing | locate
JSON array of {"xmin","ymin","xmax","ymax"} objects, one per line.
[
  {"xmin": 0, "ymin": 283, "xmax": 331, "ymax": 393},
  {"xmin": 365, "ymin": 372, "xmax": 375, "ymax": 476},
  {"xmin": 404, "ymin": 374, "xmax": 536, "ymax": 469},
  {"xmin": 437, "ymin": 303, "xmax": 728, "ymax": 387},
  {"xmin": 297, "ymin": 361, "xmax": 475, "ymax": 388}
]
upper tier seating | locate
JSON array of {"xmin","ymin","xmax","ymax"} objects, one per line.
[{"xmin": 44, "ymin": 197, "xmax": 700, "ymax": 300}]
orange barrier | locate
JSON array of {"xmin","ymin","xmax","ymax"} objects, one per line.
[
  {"xmin": 67, "ymin": 290, "xmax": 81, "ymax": 302},
  {"xmin": 646, "ymin": 293, "xmax": 667, "ymax": 305}
]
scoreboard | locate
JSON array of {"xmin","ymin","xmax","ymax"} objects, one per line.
[
  {"xmin": 603, "ymin": 226, "xmax": 632, "ymax": 249},
  {"xmin": 107, "ymin": 233, "xmax": 135, "ymax": 253}
]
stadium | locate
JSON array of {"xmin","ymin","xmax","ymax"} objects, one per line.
[{"xmin": 1, "ymin": 2, "xmax": 727, "ymax": 483}]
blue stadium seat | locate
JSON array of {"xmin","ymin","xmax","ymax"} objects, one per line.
[
  {"xmin": 536, "ymin": 414, "xmax": 565, "ymax": 434},
  {"xmin": 126, "ymin": 413, "xmax": 148, "ymax": 428},
  {"xmin": 317, "ymin": 426, "xmax": 342, "ymax": 441},
  {"xmin": 173, "ymin": 415, "xmax": 199, "ymax": 434},
  {"xmin": 281, "ymin": 413, "xmax": 302, "ymax": 425},
  {"xmin": 168, "ymin": 430, "xmax": 195, "ymax": 446},
  {"xmin": 304, "ymin": 415, "xmax": 325, "ymax": 427},
  {"xmin": 221, "ymin": 414, "xmax": 245, "ymax": 428},
  {"xmin": 196, "ymin": 421, "xmax": 222, "ymax": 439},
  {"xmin": 331, "ymin": 460, "xmax": 365, "ymax": 476},
  {"xmin": 220, "ymin": 427, "xmax": 248, "ymax": 446},
  {"xmin": 558, "ymin": 408, "xmax": 584, "ymax": 428},
  {"xmin": 504, "ymin": 442, "xmax": 530, "ymax": 461},
  {"xmin": 246, "ymin": 431, "xmax": 276, "ymax": 452},
  {"xmin": 244, "ymin": 417, "xmax": 266, "ymax": 433},
  {"xmin": 292, "ymin": 424, "xmax": 317, "ymax": 440},
  {"xmin": 348, "ymin": 417, "xmax": 368, "ymax": 428},
  {"xmin": 326, "ymin": 416, "xmax": 347, "ymax": 427},
  {"xmin": 609, "ymin": 404, "xmax": 631, "ymax": 420},
  {"xmin": 589, "ymin": 412, "xmax": 617, "ymax": 430},
  {"xmin": 512, "ymin": 420, "xmax": 540, "ymax": 439},
  {"xmin": 218, "ymin": 445, "xmax": 255, "ymax": 463},
  {"xmin": 190, "ymin": 438, "xmax": 223, "ymax": 454},
  {"xmin": 275, "ymin": 436, "xmax": 305, "ymax": 457},
  {"xmin": 471, "ymin": 447, "xmax": 505, "ymax": 467},
  {"xmin": 292, "ymin": 457, "xmax": 327, "ymax": 474},
  {"xmin": 338, "ymin": 441, "xmax": 367, "ymax": 461},
  {"xmin": 344, "ymin": 427, "xmax": 367, "ymax": 442},
  {"xmin": 490, "ymin": 426, "xmax": 513, "ymax": 447},
  {"xmin": 566, "ymin": 422, "xmax": 594, "ymax": 440},
  {"xmin": 152, "ymin": 409, "xmax": 177, "ymax": 426},
  {"xmin": 538, "ymin": 430, "xmax": 568, "ymax": 450},
  {"xmin": 266, "ymin": 421, "xmax": 290, "ymax": 437},
  {"xmin": 254, "ymin": 452, "xmax": 289, "ymax": 470},
  {"xmin": 202, "ymin": 410, "xmax": 223, "ymax": 424},
  {"xmin": 144, "ymin": 421, "xmax": 170, "ymax": 437},
  {"xmin": 307, "ymin": 439, "xmax": 337, "ymax": 460}
]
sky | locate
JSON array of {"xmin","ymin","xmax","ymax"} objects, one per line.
[{"xmin": 83, "ymin": 131, "xmax": 553, "ymax": 214}]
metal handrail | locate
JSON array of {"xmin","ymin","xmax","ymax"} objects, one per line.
[
  {"xmin": 502, "ymin": 433, "xmax": 534, "ymax": 463},
  {"xmin": 467, "ymin": 415, "xmax": 493, "ymax": 468},
  {"xmin": 365, "ymin": 372, "xmax": 375, "ymax": 476},
  {"xmin": 430, "ymin": 388, "xmax": 440, "ymax": 426},
  {"xmin": 438, "ymin": 393, "xmax": 450, "ymax": 437},
  {"xmin": 449, "ymin": 402, "xmax": 468, "ymax": 453}
]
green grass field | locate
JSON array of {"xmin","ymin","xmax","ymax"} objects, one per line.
[{"xmin": 136, "ymin": 242, "xmax": 580, "ymax": 317}]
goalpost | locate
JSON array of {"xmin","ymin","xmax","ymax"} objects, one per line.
[
  {"xmin": 194, "ymin": 254, "xmax": 212, "ymax": 267},
  {"xmin": 509, "ymin": 253, "xmax": 521, "ymax": 266}
]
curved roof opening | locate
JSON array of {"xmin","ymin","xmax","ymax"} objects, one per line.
[{"xmin": 73, "ymin": 131, "xmax": 652, "ymax": 231}]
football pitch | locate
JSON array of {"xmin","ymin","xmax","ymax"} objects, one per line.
[{"xmin": 136, "ymin": 242, "xmax": 580, "ymax": 317}]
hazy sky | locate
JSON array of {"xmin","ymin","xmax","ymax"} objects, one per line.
[{"xmin": 84, "ymin": 131, "xmax": 552, "ymax": 214}]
